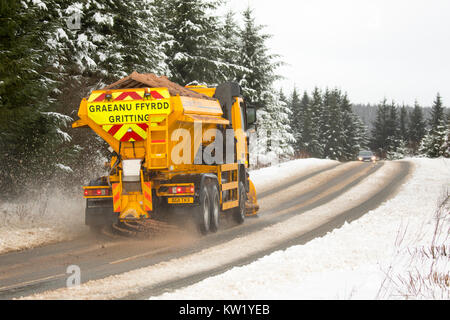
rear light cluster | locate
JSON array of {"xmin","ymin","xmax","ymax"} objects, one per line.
[
  {"xmin": 168, "ymin": 186, "xmax": 195, "ymax": 194},
  {"xmin": 84, "ymin": 188, "xmax": 111, "ymax": 197}
]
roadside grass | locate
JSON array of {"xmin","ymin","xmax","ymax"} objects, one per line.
[
  {"xmin": 0, "ymin": 193, "xmax": 86, "ymax": 254},
  {"xmin": 378, "ymin": 188, "xmax": 449, "ymax": 299},
  {"xmin": 1, "ymin": 195, "xmax": 53, "ymax": 228}
]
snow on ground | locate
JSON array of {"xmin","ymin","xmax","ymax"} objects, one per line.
[
  {"xmin": 256, "ymin": 161, "xmax": 365, "ymax": 213},
  {"xmin": 250, "ymin": 158, "xmax": 338, "ymax": 194},
  {"xmin": 25, "ymin": 159, "xmax": 404, "ymax": 300},
  {"xmin": 153, "ymin": 158, "xmax": 449, "ymax": 300},
  {"xmin": 0, "ymin": 194, "xmax": 87, "ymax": 254}
]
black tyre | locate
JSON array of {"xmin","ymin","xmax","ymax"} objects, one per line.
[
  {"xmin": 232, "ymin": 181, "xmax": 246, "ymax": 225},
  {"xmin": 209, "ymin": 184, "xmax": 220, "ymax": 233},
  {"xmin": 196, "ymin": 185, "xmax": 211, "ymax": 235}
]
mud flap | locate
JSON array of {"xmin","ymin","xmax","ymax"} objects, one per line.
[
  {"xmin": 85, "ymin": 199, "xmax": 118, "ymax": 227},
  {"xmin": 245, "ymin": 178, "xmax": 259, "ymax": 216}
]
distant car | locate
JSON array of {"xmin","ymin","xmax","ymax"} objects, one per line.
[{"xmin": 357, "ymin": 151, "xmax": 377, "ymax": 162}]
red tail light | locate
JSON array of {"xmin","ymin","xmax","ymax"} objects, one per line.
[
  {"xmin": 168, "ymin": 185, "xmax": 195, "ymax": 194},
  {"xmin": 84, "ymin": 188, "xmax": 110, "ymax": 197}
]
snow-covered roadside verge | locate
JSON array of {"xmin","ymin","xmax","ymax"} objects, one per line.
[
  {"xmin": 250, "ymin": 158, "xmax": 338, "ymax": 194},
  {"xmin": 0, "ymin": 195, "xmax": 87, "ymax": 254},
  {"xmin": 153, "ymin": 158, "xmax": 449, "ymax": 300},
  {"xmin": 23, "ymin": 160, "xmax": 402, "ymax": 299}
]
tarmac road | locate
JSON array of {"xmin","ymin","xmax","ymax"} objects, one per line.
[{"xmin": 0, "ymin": 161, "xmax": 411, "ymax": 300}]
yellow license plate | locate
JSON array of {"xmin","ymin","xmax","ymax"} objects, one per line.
[{"xmin": 168, "ymin": 197, "xmax": 194, "ymax": 204}]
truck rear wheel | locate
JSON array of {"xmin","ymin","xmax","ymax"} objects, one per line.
[
  {"xmin": 209, "ymin": 184, "xmax": 220, "ymax": 233},
  {"xmin": 196, "ymin": 185, "xmax": 211, "ymax": 235},
  {"xmin": 232, "ymin": 181, "xmax": 246, "ymax": 225}
]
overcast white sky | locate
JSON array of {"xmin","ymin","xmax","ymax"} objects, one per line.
[{"xmin": 225, "ymin": 0, "xmax": 450, "ymax": 106}]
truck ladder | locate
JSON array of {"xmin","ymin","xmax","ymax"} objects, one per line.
[
  {"xmin": 146, "ymin": 115, "xmax": 169, "ymax": 169},
  {"xmin": 220, "ymin": 163, "xmax": 239, "ymax": 210}
]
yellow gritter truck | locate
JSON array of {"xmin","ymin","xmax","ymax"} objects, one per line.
[{"xmin": 72, "ymin": 72, "xmax": 259, "ymax": 236}]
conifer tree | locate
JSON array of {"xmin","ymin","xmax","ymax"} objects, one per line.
[
  {"xmin": 156, "ymin": 0, "xmax": 226, "ymax": 85},
  {"xmin": 420, "ymin": 93, "xmax": 449, "ymax": 157},
  {"xmin": 340, "ymin": 93, "xmax": 363, "ymax": 160},
  {"xmin": 253, "ymin": 92, "xmax": 295, "ymax": 164},
  {"xmin": 238, "ymin": 7, "xmax": 281, "ymax": 108},
  {"xmin": 0, "ymin": 0, "xmax": 173, "ymax": 196},
  {"xmin": 399, "ymin": 105, "xmax": 409, "ymax": 142},
  {"xmin": 238, "ymin": 7, "xmax": 292, "ymax": 164},
  {"xmin": 298, "ymin": 91, "xmax": 311, "ymax": 152},
  {"xmin": 429, "ymin": 93, "xmax": 445, "ymax": 129},
  {"xmin": 384, "ymin": 101, "xmax": 402, "ymax": 155},
  {"xmin": 219, "ymin": 10, "xmax": 249, "ymax": 81},
  {"xmin": 289, "ymin": 88, "xmax": 303, "ymax": 153},
  {"xmin": 354, "ymin": 116, "xmax": 370, "ymax": 152},
  {"xmin": 408, "ymin": 101, "xmax": 426, "ymax": 154},
  {"xmin": 307, "ymin": 87, "xmax": 324, "ymax": 157},
  {"xmin": 323, "ymin": 89, "xmax": 345, "ymax": 160},
  {"xmin": 387, "ymin": 102, "xmax": 400, "ymax": 141},
  {"xmin": 371, "ymin": 99, "xmax": 391, "ymax": 158},
  {"xmin": 0, "ymin": 0, "xmax": 70, "ymax": 197}
]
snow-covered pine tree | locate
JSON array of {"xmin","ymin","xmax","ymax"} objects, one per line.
[
  {"xmin": 387, "ymin": 101, "xmax": 400, "ymax": 143},
  {"xmin": 0, "ymin": 0, "xmax": 74, "ymax": 197},
  {"xmin": 288, "ymin": 88, "xmax": 303, "ymax": 154},
  {"xmin": 297, "ymin": 90, "xmax": 316, "ymax": 157},
  {"xmin": 238, "ymin": 7, "xmax": 282, "ymax": 108},
  {"xmin": 279, "ymin": 89, "xmax": 288, "ymax": 107},
  {"xmin": 353, "ymin": 115, "xmax": 370, "ymax": 152},
  {"xmin": 221, "ymin": 11, "xmax": 240, "ymax": 64},
  {"xmin": 236, "ymin": 7, "xmax": 292, "ymax": 166},
  {"xmin": 371, "ymin": 99, "xmax": 391, "ymax": 158},
  {"xmin": 218, "ymin": 10, "xmax": 250, "ymax": 82},
  {"xmin": 1, "ymin": 0, "xmax": 174, "ymax": 196},
  {"xmin": 253, "ymin": 90, "xmax": 295, "ymax": 165},
  {"xmin": 53, "ymin": 0, "xmax": 168, "ymax": 86},
  {"xmin": 322, "ymin": 89, "xmax": 344, "ymax": 160},
  {"xmin": 408, "ymin": 101, "xmax": 426, "ymax": 154},
  {"xmin": 114, "ymin": 0, "xmax": 169, "ymax": 77},
  {"xmin": 279, "ymin": 89, "xmax": 295, "ymax": 151},
  {"xmin": 419, "ymin": 93, "xmax": 449, "ymax": 158},
  {"xmin": 306, "ymin": 87, "xmax": 324, "ymax": 158},
  {"xmin": 385, "ymin": 102, "xmax": 409, "ymax": 159},
  {"xmin": 60, "ymin": 1, "xmax": 120, "ymax": 82},
  {"xmin": 385, "ymin": 101, "xmax": 405, "ymax": 157},
  {"xmin": 429, "ymin": 93, "xmax": 445, "ymax": 129},
  {"xmin": 155, "ymin": 0, "xmax": 229, "ymax": 85},
  {"xmin": 31, "ymin": 0, "xmax": 172, "ymax": 193},
  {"xmin": 0, "ymin": 1, "xmax": 50, "ymax": 109},
  {"xmin": 340, "ymin": 92, "xmax": 364, "ymax": 160},
  {"xmin": 444, "ymin": 117, "xmax": 450, "ymax": 157},
  {"xmin": 387, "ymin": 139, "xmax": 410, "ymax": 160},
  {"xmin": 399, "ymin": 105, "xmax": 409, "ymax": 143},
  {"xmin": 319, "ymin": 89, "xmax": 331, "ymax": 157}
]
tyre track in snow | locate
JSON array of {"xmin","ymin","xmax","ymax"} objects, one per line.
[{"xmin": 0, "ymin": 161, "xmax": 399, "ymax": 299}]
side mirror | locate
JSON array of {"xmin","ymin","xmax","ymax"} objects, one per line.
[{"xmin": 246, "ymin": 107, "xmax": 257, "ymax": 126}]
